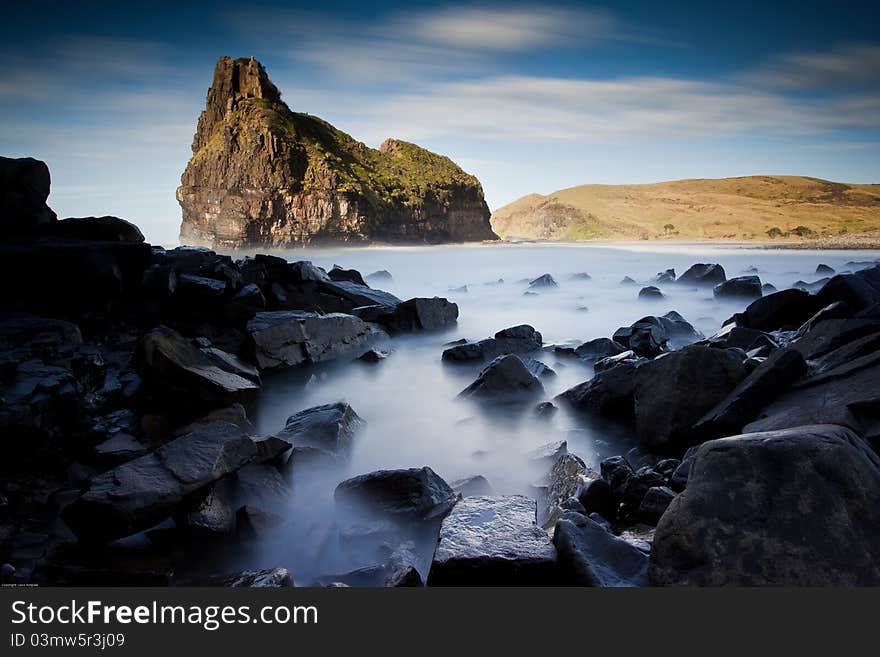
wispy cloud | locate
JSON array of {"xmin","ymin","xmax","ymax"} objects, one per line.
[{"xmin": 749, "ymin": 42, "xmax": 880, "ymax": 91}]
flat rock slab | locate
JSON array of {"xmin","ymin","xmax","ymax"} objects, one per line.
[{"xmin": 428, "ymin": 495, "xmax": 558, "ymax": 586}]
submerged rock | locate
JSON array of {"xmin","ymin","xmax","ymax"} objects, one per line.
[
  {"xmin": 713, "ymin": 275, "xmax": 762, "ymax": 299},
  {"xmin": 428, "ymin": 495, "xmax": 557, "ymax": 586},
  {"xmin": 278, "ymin": 402, "xmax": 365, "ymax": 460},
  {"xmin": 574, "ymin": 337, "xmax": 627, "ymax": 363},
  {"xmin": 557, "ymin": 360, "xmax": 639, "ymax": 419},
  {"xmin": 638, "ymin": 286, "xmax": 664, "ymax": 300},
  {"xmin": 442, "ymin": 324, "xmax": 543, "ymax": 362},
  {"xmin": 527, "ymin": 274, "xmax": 558, "ymax": 290},
  {"xmin": 677, "ymin": 263, "xmax": 726, "ymax": 286},
  {"xmin": 650, "ymin": 425, "xmax": 880, "ymax": 586}
]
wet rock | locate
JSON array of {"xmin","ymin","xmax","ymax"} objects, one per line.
[
  {"xmin": 231, "ymin": 463, "xmax": 290, "ymax": 514},
  {"xmin": 202, "ymin": 567, "xmax": 294, "ymax": 587},
  {"xmin": 733, "ymin": 289, "xmax": 824, "ymax": 332},
  {"xmin": 358, "ymin": 297, "xmax": 459, "ymax": 332},
  {"xmin": 561, "ymin": 497, "xmax": 587, "ymax": 514},
  {"xmin": 619, "ymin": 466, "xmax": 667, "ymax": 511},
  {"xmin": 600, "ymin": 455, "xmax": 634, "ymax": 492},
  {"xmin": 458, "ymin": 354, "xmax": 544, "ymax": 402},
  {"xmin": 633, "ymin": 345, "xmax": 746, "ymax": 450},
  {"xmin": 677, "ymin": 263, "xmax": 726, "ymax": 286},
  {"xmin": 638, "ymin": 286, "xmax": 664, "ymax": 300},
  {"xmin": 637, "ymin": 486, "xmax": 676, "ymax": 524},
  {"xmin": 527, "ymin": 274, "xmax": 558, "ymax": 290},
  {"xmin": 593, "ymin": 350, "xmax": 641, "ymax": 373},
  {"xmin": 224, "ymin": 283, "xmax": 266, "ymax": 322},
  {"xmin": 93, "ymin": 433, "xmax": 149, "ymax": 464},
  {"xmin": 358, "ymin": 348, "xmax": 390, "ymax": 363},
  {"xmin": 521, "ymin": 357, "xmax": 556, "ymax": 379},
  {"xmin": 186, "ymin": 478, "xmax": 236, "ymax": 537},
  {"xmin": 669, "ymin": 446, "xmax": 698, "ymax": 492},
  {"xmin": 573, "ymin": 338, "xmax": 628, "ymax": 364},
  {"xmin": 745, "ymin": 344, "xmax": 880, "ymax": 445},
  {"xmin": 335, "ymin": 467, "xmax": 457, "ymax": 522},
  {"xmin": 442, "ymin": 324, "xmax": 543, "ymax": 362},
  {"xmin": 816, "ymin": 264, "xmax": 835, "ymax": 275},
  {"xmin": 706, "ymin": 324, "xmax": 769, "ymax": 351},
  {"xmin": 553, "ymin": 511, "xmax": 648, "ymax": 587},
  {"xmin": 794, "ymin": 301, "xmax": 852, "ymax": 338},
  {"xmin": 329, "ymin": 266, "xmax": 367, "ymax": 286},
  {"xmin": 247, "ymin": 311, "xmax": 386, "ymax": 369},
  {"xmin": 428, "ymin": 495, "xmax": 557, "ymax": 586},
  {"xmin": 450, "ymin": 475, "xmax": 494, "ymax": 497},
  {"xmin": 654, "ymin": 269, "xmax": 676, "ymax": 284},
  {"xmin": 713, "ymin": 275, "xmax": 762, "ymax": 299},
  {"xmin": 557, "ymin": 360, "xmax": 638, "ymax": 419},
  {"xmin": 527, "ymin": 440, "xmax": 568, "ymax": 463},
  {"xmin": 384, "ymin": 542, "xmax": 424, "ymax": 587},
  {"xmin": 173, "ymin": 403, "xmax": 256, "ymax": 438},
  {"xmin": 577, "ymin": 478, "xmax": 616, "ymax": 520},
  {"xmin": 650, "ymin": 425, "xmax": 880, "ymax": 586},
  {"xmin": 134, "ymin": 327, "xmax": 259, "ymax": 414},
  {"xmin": 278, "ymin": 402, "xmax": 365, "ymax": 461},
  {"xmin": 236, "ymin": 505, "xmax": 286, "ymax": 539},
  {"xmin": 692, "ymin": 348, "xmax": 807, "ymax": 440},
  {"xmin": 613, "ymin": 312, "xmax": 702, "ymax": 357},
  {"xmin": 63, "ymin": 421, "xmax": 257, "ymax": 542},
  {"xmin": 534, "ymin": 401, "xmax": 558, "ymax": 420},
  {"xmin": 815, "ymin": 265, "xmax": 880, "ymax": 312},
  {"xmin": 542, "ymin": 453, "xmax": 588, "ymax": 527}
]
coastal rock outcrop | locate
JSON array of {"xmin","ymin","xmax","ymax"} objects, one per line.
[{"xmin": 178, "ymin": 57, "xmax": 497, "ymax": 248}]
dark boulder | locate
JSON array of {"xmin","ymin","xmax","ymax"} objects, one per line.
[
  {"xmin": 556, "ymin": 360, "xmax": 638, "ymax": 419},
  {"xmin": 638, "ymin": 286, "xmax": 664, "ymax": 300},
  {"xmin": 734, "ymin": 288, "xmax": 823, "ymax": 331},
  {"xmin": 573, "ymin": 338, "xmax": 627, "ymax": 363},
  {"xmin": 329, "ymin": 265, "xmax": 367, "ymax": 286},
  {"xmin": 247, "ymin": 311, "xmax": 386, "ymax": 369},
  {"xmin": 816, "ymin": 264, "xmax": 835, "ymax": 275},
  {"xmin": 450, "ymin": 475, "xmax": 494, "ymax": 497},
  {"xmin": 677, "ymin": 263, "xmax": 725, "ymax": 286},
  {"xmin": 0, "ymin": 156, "xmax": 56, "ymax": 234},
  {"xmin": 50, "ymin": 216, "xmax": 144, "ymax": 243},
  {"xmin": 637, "ymin": 486, "xmax": 676, "ymax": 524},
  {"xmin": 553, "ymin": 511, "xmax": 648, "ymax": 587},
  {"xmin": 134, "ymin": 326, "xmax": 259, "ymax": 412},
  {"xmin": 428, "ymin": 495, "xmax": 557, "ymax": 586},
  {"xmin": 633, "ymin": 345, "xmax": 747, "ymax": 450},
  {"xmin": 578, "ymin": 478, "xmax": 616, "ymax": 520},
  {"xmin": 613, "ymin": 312, "xmax": 702, "ymax": 357},
  {"xmin": 654, "ymin": 269, "xmax": 676, "ymax": 284},
  {"xmin": 442, "ymin": 324, "xmax": 543, "ymax": 362},
  {"xmin": 542, "ymin": 453, "xmax": 588, "ymax": 527},
  {"xmin": 278, "ymin": 402, "xmax": 365, "ymax": 460},
  {"xmin": 335, "ymin": 467, "xmax": 456, "ymax": 522},
  {"xmin": 362, "ymin": 297, "xmax": 458, "ymax": 332},
  {"xmin": 794, "ymin": 301, "xmax": 852, "ymax": 338},
  {"xmin": 650, "ymin": 425, "xmax": 880, "ymax": 586},
  {"xmin": 815, "ymin": 265, "xmax": 880, "ymax": 312},
  {"xmin": 458, "ymin": 354, "xmax": 543, "ymax": 402},
  {"xmin": 63, "ymin": 421, "xmax": 257, "ymax": 543},
  {"xmin": 600, "ymin": 455, "xmax": 634, "ymax": 492},
  {"xmin": 692, "ymin": 348, "xmax": 807, "ymax": 440},
  {"xmin": 713, "ymin": 275, "xmax": 762, "ymax": 300}
]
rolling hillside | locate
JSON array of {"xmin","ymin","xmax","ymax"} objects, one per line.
[{"xmin": 490, "ymin": 176, "xmax": 880, "ymax": 244}]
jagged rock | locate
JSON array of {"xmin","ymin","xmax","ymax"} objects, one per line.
[
  {"xmin": 521, "ymin": 357, "xmax": 556, "ymax": 379},
  {"xmin": 762, "ymin": 282, "xmax": 777, "ymax": 294},
  {"xmin": 542, "ymin": 453, "xmax": 588, "ymax": 527},
  {"xmin": 692, "ymin": 348, "xmax": 807, "ymax": 440},
  {"xmin": 573, "ymin": 338, "xmax": 627, "ymax": 363},
  {"xmin": 428, "ymin": 495, "xmax": 557, "ymax": 586},
  {"xmin": 794, "ymin": 301, "xmax": 852, "ymax": 338},
  {"xmin": 236, "ymin": 505, "xmax": 286, "ymax": 539},
  {"xmin": 594, "ymin": 350, "xmax": 641, "ymax": 373},
  {"xmin": 230, "ymin": 462, "xmax": 290, "ymax": 514},
  {"xmin": 49, "ymin": 216, "xmax": 144, "ymax": 243},
  {"xmin": 612, "ymin": 312, "xmax": 702, "ymax": 357},
  {"xmin": 450, "ymin": 475, "xmax": 494, "ymax": 497},
  {"xmin": 186, "ymin": 478, "xmax": 236, "ymax": 537},
  {"xmin": 654, "ymin": 269, "xmax": 676, "ymax": 284},
  {"xmin": 134, "ymin": 326, "xmax": 259, "ymax": 412},
  {"xmin": 638, "ymin": 286, "xmax": 664, "ymax": 300},
  {"xmin": 557, "ymin": 360, "xmax": 639, "ymax": 419},
  {"xmin": 734, "ymin": 288, "xmax": 824, "ymax": 331},
  {"xmin": 247, "ymin": 310, "xmax": 386, "ymax": 369},
  {"xmin": 815, "ymin": 265, "xmax": 880, "ymax": 312},
  {"xmin": 677, "ymin": 263, "xmax": 726, "ymax": 286},
  {"xmin": 329, "ymin": 266, "xmax": 367, "ymax": 286},
  {"xmin": 278, "ymin": 402, "xmax": 365, "ymax": 460},
  {"xmin": 633, "ymin": 345, "xmax": 747, "ymax": 450},
  {"xmin": 442, "ymin": 324, "xmax": 543, "ymax": 362},
  {"xmin": 458, "ymin": 354, "xmax": 544, "ymax": 402},
  {"xmin": 706, "ymin": 323, "xmax": 771, "ymax": 350},
  {"xmin": 384, "ymin": 542, "xmax": 424, "ymax": 587},
  {"xmin": 745, "ymin": 344, "xmax": 880, "ymax": 445},
  {"xmin": 63, "ymin": 421, "xmax": 257, "ymax": 542},
  {"xmin": 577, "ymin": 478, "xmax": 616, "ymax": 520},
  {"xmin": 178, "ymin": 56, "xmax": 496, "ymax": 248},
  {"xmin": 650, "ymin": 425, "xmax": 880, "ymax": 586},
  {"xmin": 553, "ymin": 511, "xmax": 648, "ymax": 587},
  {"xmin": 0, "ymin": 156, "xmax": 57, "ymax": 234},
  {"xmin": 816, "ymin": 264, "xmax": 835, "ymax": 275},
  {"xmin": 713, "ymin": 275, "xmax": 762, "ymax": 299},
  {"xmin": 669, "ymin": 446, "xmax": 698, "ymax": 492},
  {"xmin": 173, "ymin": 403, "xmax": 256, "ymax": 437},
  {"xmin": 335, "ymin": 467, "xmax": 456, "ymax": 522},
  {"xmin": 201, "ymin": 567, "xmax": 294, "ymax": 587},
  {"xmin": 527, "ymin": 440, "xmax": 568, "ymax": 463},
  {"xmin": 527, "ymin": 274, "xmax": 558, "ymax": 290},
  {"xmin": 357, "ymin": 297, "xmax": 458, "ymax": 332},
  {"xmin": 93, "ymin": 433, "xmax": 149, "ymax": 464}
]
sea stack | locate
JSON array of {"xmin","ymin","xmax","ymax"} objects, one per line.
[{"xmin": 177, "ymin": 56, "xmax": 497, "ymax": 249}]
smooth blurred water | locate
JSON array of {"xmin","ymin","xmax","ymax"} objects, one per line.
[{"xmin": 241, "ymin": 242, "xmax": 878, "ymax": 583}]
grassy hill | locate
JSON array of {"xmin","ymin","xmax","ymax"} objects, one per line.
[{"xmin": 490, "ymin": 176, "xmax": 880, "ymax": 244}]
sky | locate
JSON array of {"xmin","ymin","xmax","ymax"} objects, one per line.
[{"xmin": 1, "ymin": 0, "xmax": 879, "ymax": 244}]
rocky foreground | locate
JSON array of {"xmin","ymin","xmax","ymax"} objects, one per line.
[{"xmin": 2, "ymin": 155, "xmax": 880, "ymax": 587}]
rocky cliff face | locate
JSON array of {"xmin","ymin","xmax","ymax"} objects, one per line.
[{"xmin": 178, "ymin": 56, "xmax": 497, "ymax": 248}]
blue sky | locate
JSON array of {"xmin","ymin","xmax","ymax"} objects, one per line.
[{"xmin": 1, "ymin": 0, "xmax": 878, "ymax": 244}]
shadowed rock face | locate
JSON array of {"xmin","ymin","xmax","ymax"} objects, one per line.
[{"xmin": 178, "ymin": 56, "xmax": 497, "ymax": 249}]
